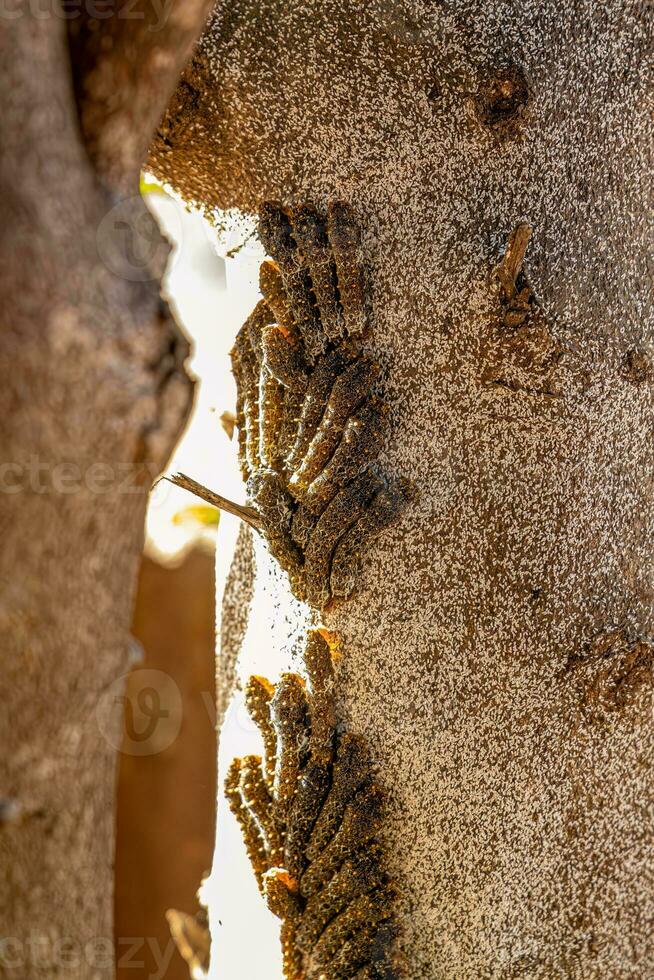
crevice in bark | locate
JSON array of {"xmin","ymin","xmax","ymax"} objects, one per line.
[
  {"xmin": 473, "ymin": 62, "xmax": 532, "ymax": 138},
  {"xmin": 133, "ymin": 301, "xmax": 194, "ymax": 468}
]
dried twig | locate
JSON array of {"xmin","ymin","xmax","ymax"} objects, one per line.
[
  {"xmin": 164, "ymin": 472, "xmax": 263, "ymax": 530},
  {"xmin": 493, "ymin": 222, "xmax": 532, "ymax": 300}
]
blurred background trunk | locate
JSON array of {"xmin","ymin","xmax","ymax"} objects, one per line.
[{"xmin": 115, "ymin": 547, "xmax": 216, "ymax": 980}]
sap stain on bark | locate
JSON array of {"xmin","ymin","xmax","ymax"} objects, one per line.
[{"xmin": 225, "ymin": 631, "xmax": 404, "ymax": 979}]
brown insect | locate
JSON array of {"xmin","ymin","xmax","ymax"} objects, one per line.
[
  {"xmin": 233, "ymin": 201, "xmax": 409, "ymax": 609},
  {"xmin": 225, "ymin": 630, "xmax": 404, "ymax": 979}
]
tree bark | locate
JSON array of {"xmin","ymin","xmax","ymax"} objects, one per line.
[
  {"xmin": 151, "ymin": 2, "xmax": 654, "ymax": 976},
  {"xmin": 0, "ymin": 4, "xmax": 210, "ymax": 976}
]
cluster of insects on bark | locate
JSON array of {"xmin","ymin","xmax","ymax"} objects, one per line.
[
  {"xmin": 226, "ymin": 630, "xmax": 403, "ymax": 979},
  {"xmin": 170, "ymin": 201, "xmax": 409, "ymax": 608},
  {"xmin": 168, "ymin": 203, "xmax": 406, "ymax": 976},
  {"xmin": 230, "ymin": 200, "xmax": 410, "ymax": 610}
]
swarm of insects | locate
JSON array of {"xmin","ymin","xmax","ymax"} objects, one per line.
[
  {"xmin": 231, "ymin": 201, "xmax": 410, "ymax": 609},
  {"xmin": 225, "ymin": 630, "xmax": 404, "ymax": 979}
]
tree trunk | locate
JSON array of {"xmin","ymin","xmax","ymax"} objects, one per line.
[
  {"xmin": 151, "ymin": 2, "xmax": 654, "ymax": 976},
  {"xmin": 0, "ymin": 4, "xmax": 211, "ymax": 976}
]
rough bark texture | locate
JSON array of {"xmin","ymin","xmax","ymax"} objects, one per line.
[
  {"xmin": 150, "ymin": 2, "xmax": 653, "ymax": 976},
  {"xmin": 0, "ymin": 4, "xmax": 210, "ymax": 977}
]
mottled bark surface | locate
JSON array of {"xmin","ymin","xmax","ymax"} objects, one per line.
[
  {"xmin": 0, "ymin": 4, "xmax": 210, "ymax": 977},
  {"xmin": 150, "ymin": 2, "xmax": 653, "ymax": 977}
]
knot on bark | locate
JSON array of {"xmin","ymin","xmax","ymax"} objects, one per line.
[
  {"xmin": 622, "ymin": 348, "xmax": 653, "ymax": 385},
  {"xmin": 567, "ymin": 625, "xmax": 654, "ymax": 723},
  {"xmin": 474, "ymin": 63, "xmax": 532, "ymax": 137}
]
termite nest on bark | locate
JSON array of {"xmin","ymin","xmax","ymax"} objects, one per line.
[
  {"xmin": 230, "ymin": 201, "xmax": 411, "ymax": 610},
  {"xmin": 474, "ymin": 63, "xmax": 532, "ymax": 137},
  {"xmin": 481, "ymin": 223, "xmax": 564, "ymax": 398},
  {"xmin": 566, "ymin": 625, "xmax": 654, "ymax": 723},
  {"xmin": 226, "ymin": 630, "xmax": 404, "ymax": 980}
]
